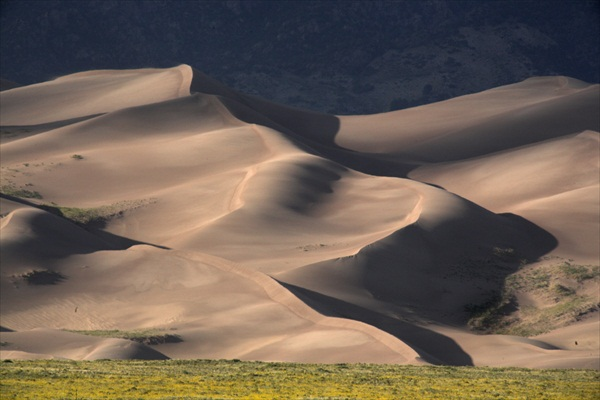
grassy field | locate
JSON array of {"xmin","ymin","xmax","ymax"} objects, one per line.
[{"xmin": 0, "ymin": 359, "xmax": 598, "ymax": 399}]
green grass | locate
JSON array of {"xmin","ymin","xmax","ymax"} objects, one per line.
[
  {"xmin": 41, "ymin": 204, "xmax": 111, "ymax": 225},
  {"xmin": 507, "ymin": 296, "xmax": 596, "ymax": 337},
  {"xmin": 0, "ymin": 190, "xmax": 154, "ymax": 226},
  {"xmin": 0, "ymin": 360, "xmax": 598, "ymax": 399},
  {"xmin": 467, "ymin": 262, "xmax": 599, "ymax": 336},
  {"xmin": 0, "ymin": 184, "xmax": 42, "ymax": 199},
  {"xmin": 65, "ymin": 329, "xmax": 182, "ymax": 345},
  {"xmin": 559, "ymin": 263, "xmax": 600, "ymax": 282},
  {"xmin": 40, "ymin": 199, "xmax": 155, "ymax": 226}
]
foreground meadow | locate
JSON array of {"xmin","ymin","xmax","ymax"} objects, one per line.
[{"xmin": 0, "ymin": 359, "xmax": 598, "ymax": 399}]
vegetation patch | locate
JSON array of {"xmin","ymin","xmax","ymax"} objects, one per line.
[
  {"xmin": 491, "ymin": 246, "xmax": 520, "ymax": 262},
  {"xmin": 0, "ymin": 360, "xmax": 598, "ymax": 399},
  {"xmin": 0, "ymin": 184, "xmax": 42, "ymax": 199},
  {"xmin": 559, "ymin": 263, "xmax": 600, "ymax": 282},
  {"xmin": 40, "ymin": 199, "xmax": 155, "ymax": 226},
  {"xmin": 507, "ymin": 296, "xmax": 597, "ymax": 337},
  {"xmin": 41, "ymin": 205, "xmax": 109, "ymax": 225},
  {"xmin": 65, "ymin": 329, "xmax": 182, "ymax": 346},
  {"xmin": 467, "ymin": 261, "xmax": 599, "ymax": 336},
  {"xmin": 464, "ymin": 293, "xmax": 517, "ymax": 333},
  {"xmin": 296, "ymin": 243, "xmax": 328, "ymax": 252},
  {"xmin": 0, "ymin": 127, "xmax": 31, "ymax": 137},
  {"xmin": 19, "ymin": 270, "xmax": 66, "ymax": 285}
]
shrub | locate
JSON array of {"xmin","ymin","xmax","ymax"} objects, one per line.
[
  {"xmin": 20, "ymin": 270, "xmax": 66, "ymax": 285},
  {"xmin": 66, "ymin": 329, "xmax": 183, "ymax": 345}
]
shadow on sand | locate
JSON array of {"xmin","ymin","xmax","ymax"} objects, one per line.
[{"xmin": 278, "ymin": 280, "xmax": 474, "ymax": 366}]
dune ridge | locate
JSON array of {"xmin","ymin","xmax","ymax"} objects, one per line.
[{"xmin": 1, "ymin": 65, "xmax": 598, "ymax": 368}]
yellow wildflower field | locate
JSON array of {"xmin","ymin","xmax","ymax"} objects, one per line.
[{"xmin": 1, "ymin": 359, "xmax": 598, "ymax": 399}]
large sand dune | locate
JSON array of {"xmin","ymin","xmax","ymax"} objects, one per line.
[{"xmin": 1, "ymin": 65, "xmax": 598, "ymax": 368}]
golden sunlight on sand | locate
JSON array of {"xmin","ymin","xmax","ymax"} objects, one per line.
[{"xmin": 1, "ymin": 66, "xmax": 598, "ymax": 368}]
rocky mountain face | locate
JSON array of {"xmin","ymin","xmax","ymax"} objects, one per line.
[{"xmin": 1, "ymin": 0, "xmax": 598, "ymax": 114}]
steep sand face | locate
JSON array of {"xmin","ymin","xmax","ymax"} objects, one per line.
[
  {"xmin": 0, "ymin": 66, "xmax": 598, "ymax": 367},
  {"xmin": 410, "ymin": 131, "xmax": 600, "ymax": 264}
]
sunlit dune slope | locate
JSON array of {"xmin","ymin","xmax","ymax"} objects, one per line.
[{"xmin": 1, "ymin": 65, "xmax": 598, "ymax": 368}]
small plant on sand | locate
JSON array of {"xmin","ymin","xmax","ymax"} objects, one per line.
[
  {"xmin": 71, "ymin": 154, "xmax": 84, "ymax": 160},
  {"xmin": 19, "ymin": 270, "xmax": 66, "ymax": 285},
  {"xmin": 66, "ymin": 329, "xmax": 182, "ymax": 345},
  {"xmin": 491, "ymin": 246, "xmax": 518, "ymax": 262}
]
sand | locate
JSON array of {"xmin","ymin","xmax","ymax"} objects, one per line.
[{"xmin": 0, "ymin": 65, "xmax": 598, "ymax": 368}]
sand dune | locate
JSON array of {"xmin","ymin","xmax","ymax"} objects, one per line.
[
  {"xmin": 1, "ymin": 65, "xmax": 598, "ymax": 368},
  {"xmin": 0, "ymin": 66, "xmax": 192, "ymax": 126},
  {"xmin": 0, "ymin": 328, "xmax": 169, "ymax": 360},
  {"xmin": 0, "ymin": 79, "xmax": 21, "ymax": 92},
  {"xmin": 336, "ymin": 77, "xmax": 599, "ymax": 159}
]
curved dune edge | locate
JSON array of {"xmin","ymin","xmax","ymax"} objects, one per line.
[
  {"xmin": 0, "ymin": 244, "xmax": 422, "ymax": 364},
  {"xmin": 0, "ymin": 65, "xmax": 194, "ymax": 126},
  {"xmin": 0, "ymin": 328, "xmax": 169, "ymax": 361},
  {"xmin": 181, "ymin": 251, "xmax": 423, "ymax": 364}
]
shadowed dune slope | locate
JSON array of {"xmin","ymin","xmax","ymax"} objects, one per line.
[
  {"xmin": 410, "ymin": 130, "xmax": 600, "ymax": 263},
  {"xmin": 1, "ymin": 65, "xmax": 598, "ymax": 368}
]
